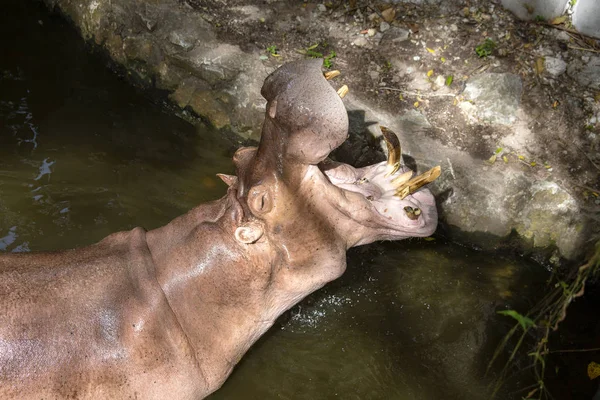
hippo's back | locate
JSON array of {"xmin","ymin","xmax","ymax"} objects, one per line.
[{"xmin": 0, "ymin": 227, "xmax": 204, "ymax": 399}]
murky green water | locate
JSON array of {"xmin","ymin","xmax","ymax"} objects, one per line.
[
  {"xmin": 0, "ymin": 2, "xmax": 553, "ymax": 400},
  {"xmin": 0, "ymin": 0, "xmax": 236, "ymax": 252}
]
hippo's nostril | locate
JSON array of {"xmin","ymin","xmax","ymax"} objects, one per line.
[{"xmin": 404, "ymin": 206, "xmax": 419, "ymax": 220}]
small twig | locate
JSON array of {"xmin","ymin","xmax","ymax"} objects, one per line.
[
  {"xmin": 572, "ymin": 142, "xmax": 600, "ymax": 172},
  {"xmin": 549, "ymin": 347, "xmax": 600, "ymax": 354},
  {"xmin": 468, "ymin": 63, "xmax": 490, "ymax": 76},
  {"xmin": 541, "ymin": 22, "xmax": 600, "ymax": 44},
  {"xmin": 379, "ymin": 87, "xmax": 457, "ymax": 98},
  {"xmin": 568, "ymin": 45, "xmax": 600, "ymax": 54},
  {"xmin": 575, "ymin": 184, "xmax": 600, "ymax": 193}
]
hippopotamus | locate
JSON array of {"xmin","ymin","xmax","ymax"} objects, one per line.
[{"xmin": 0, "ymin": 59, "xmax": 440, "ymax": 399}]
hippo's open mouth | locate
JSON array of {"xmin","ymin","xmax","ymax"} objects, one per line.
[{"xmin": 319, "ymin": 125, "xmax": 440, "ymax": 242}]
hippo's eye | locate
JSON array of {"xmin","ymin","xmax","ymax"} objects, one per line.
[{"xmin": 248, "ymin": 185, "xmax": 273, "ymax": 216}]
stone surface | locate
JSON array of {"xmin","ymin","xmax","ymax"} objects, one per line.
[
  {"xmin": 380, "ymin": 27, "xmax": 410, "ymax": 45},
  {"xmin": 500, "ymin": 0, "xmax": 568, "ymax": 20},
  {"xmin": 461, "ymin": 73, "xmax": 523, "ymax": 125},
  {"xmin": 567, "ymin": 56, "xmax": 600, "ymax": 90}
]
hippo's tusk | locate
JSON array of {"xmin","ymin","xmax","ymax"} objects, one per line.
[
  {"xmin": 337, "ymin": 85, "xmax": 349, "ymax": 98},
  {"xmin": 395, "ymin": 165, "xmax": 441, "ymax": 199},
  {"xmin": 324, "ymin": 70, "xmax": 341, "ymax": 80},
  {"xmin": 391, "ymin": 170, "xmax": 413, "ymax": 186},
  {"xmin": 381, "ymin": 126, "xmax": 401, "ymax": 177},
  {"xmin": 403, "ymin": 206, "xmax": 420, "ymax": 220}
]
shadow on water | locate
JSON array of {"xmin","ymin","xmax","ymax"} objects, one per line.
[
  {"xmin": 0, "ymin": 0, "xmax": 237, "ymax": 251},
  {"xmin": 3, "ymin": 1, "xmax": 597, "ymax": 400}
]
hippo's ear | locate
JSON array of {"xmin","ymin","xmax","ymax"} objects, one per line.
[
  {"xmin": 234, "ymin": 223, "xmax": 263, "ymax": 244},
  {"xmin": 217, "ymin": 174, "xmax": 237, "ymax": 187}
]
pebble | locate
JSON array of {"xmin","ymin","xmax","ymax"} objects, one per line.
[
  {"xmin": 556, "ymin": 31, "xmax": 570, "ymax": 42},
  {"xmin": 544, "ymin": 56, "xmax": 567, "ymax": 77},
  {"xmin": 433, "ymin": 75, "xmax": 445, "ymax": 88},
  {"xmin": 317, "ymin": 4, "xmax": 326, "ymax": 12},
  {"xmin": 353, "ymin": 36, "xmax": 369, "ymax": 47},
  {"xmin": 380, "ymin": 21, "xmax": 390, "ymax": 32}
]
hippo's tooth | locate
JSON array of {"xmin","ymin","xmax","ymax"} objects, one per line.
[
  {"xmin": 337, "ymin": 85, "xmax": 349, "ymax": 98},
  {"xmin": 324, "ymin": 70, "xmax": 341, "ymax": 80},
  {"xmin": 395, "ymin": 166, "xmax": 441, "ymax": 199},
  {"xmin": 381, "ymin": 126, "xmax": 401, "ymax": 177},
  {"xmin": 403, "ymin": 206, "xmax": 419, "ymax": 220}
]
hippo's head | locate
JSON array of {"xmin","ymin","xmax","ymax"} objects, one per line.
[{"xmin": 221, "ymin": 60, "xmax": 440, "ymax": 289}]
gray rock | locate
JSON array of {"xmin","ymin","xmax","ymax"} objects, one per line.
[
  {"xmin": 352, "ymin": 36, "xmax": 369, "ymax": 47},
  {"xmin": 167, "ymin": 31, "xmax": 196, "ymax": 51},
  {"xmin": 556, "ymin": 30, "xmax": 571, "ymax": 42},
  {"xmin": 567, "ymin": 56, "xmax": 600, "ymax": 90},
  {"xmin": 462, "ymin": 73, "xmax": 523, "ymax": 125},
  {"xmin": 379, "ymin": 21, "xmax": 390, "ymax": 32},
  {"xmin": 381, "ymin": 27, "xmax": 410, "ymax": 45},
  {"xmin": 544, "ymin": 56, "xmax": 567, "ymax": 77},
  {"xmin": 397, "ymin": 109, "xmax": 432, "ymax": 134}
]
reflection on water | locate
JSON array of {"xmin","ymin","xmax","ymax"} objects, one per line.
[{"xmin": 1, "ymin": 1, "xmax": 549, "ymax": 400}]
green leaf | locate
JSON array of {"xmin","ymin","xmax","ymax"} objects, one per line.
[
  {"xmin": 495, "ymin": 147, "xmax": 503, "ymax": 154},
  {"xmin": 497, "ymin": 310, "xmax": 536, "ymax": 330},
  {"xmin": 475, "ymin": 38, "xmax": 496, "ymax": 58},
  {"xmin": 445, "ymin": 75, "xmax": 453, "ymax": 86}
]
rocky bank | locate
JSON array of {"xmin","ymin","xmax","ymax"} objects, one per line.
[{"xmin": 39, "ymin": 0, "xmax": 600, "ymax": 264}]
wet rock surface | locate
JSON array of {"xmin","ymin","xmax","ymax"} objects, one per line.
[{"xmin": 40, "ymin": 0, "xmax": 600, "ymax": 263}]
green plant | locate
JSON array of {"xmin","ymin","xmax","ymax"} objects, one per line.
[
  {"xmin": 570, "ymin": 0, "xmax": 577, "ymax": 7},
  {"xmin": 298, "ymin": 43, "xmax": 336, "ymax": 69},
  {"xmin": 475, "ymin": 38, "xmax": 496, "ymax": 58},
  {"xmin": 488, "ymin": 242, "xmax": 600, "ymax": 399},
  {"xmin": 535, "ymin": 15, "xmax": 546, "ymax": 22},
  {"xmin": 323, "ymin": 51, "xmax": 336, "ymax": 68},
  {"xmin": 266, "ymin": 45, "xmax": 278, "ymax": 56}
]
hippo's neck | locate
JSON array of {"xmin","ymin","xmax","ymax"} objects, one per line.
[{"xmin": 146, "ymin": 196, "xmax": 280, "ymax": 395}]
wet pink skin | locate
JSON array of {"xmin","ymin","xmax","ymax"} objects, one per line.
[{"xmin": 0, "ymin": 60, "xmax": 438, "ymax": 399}]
